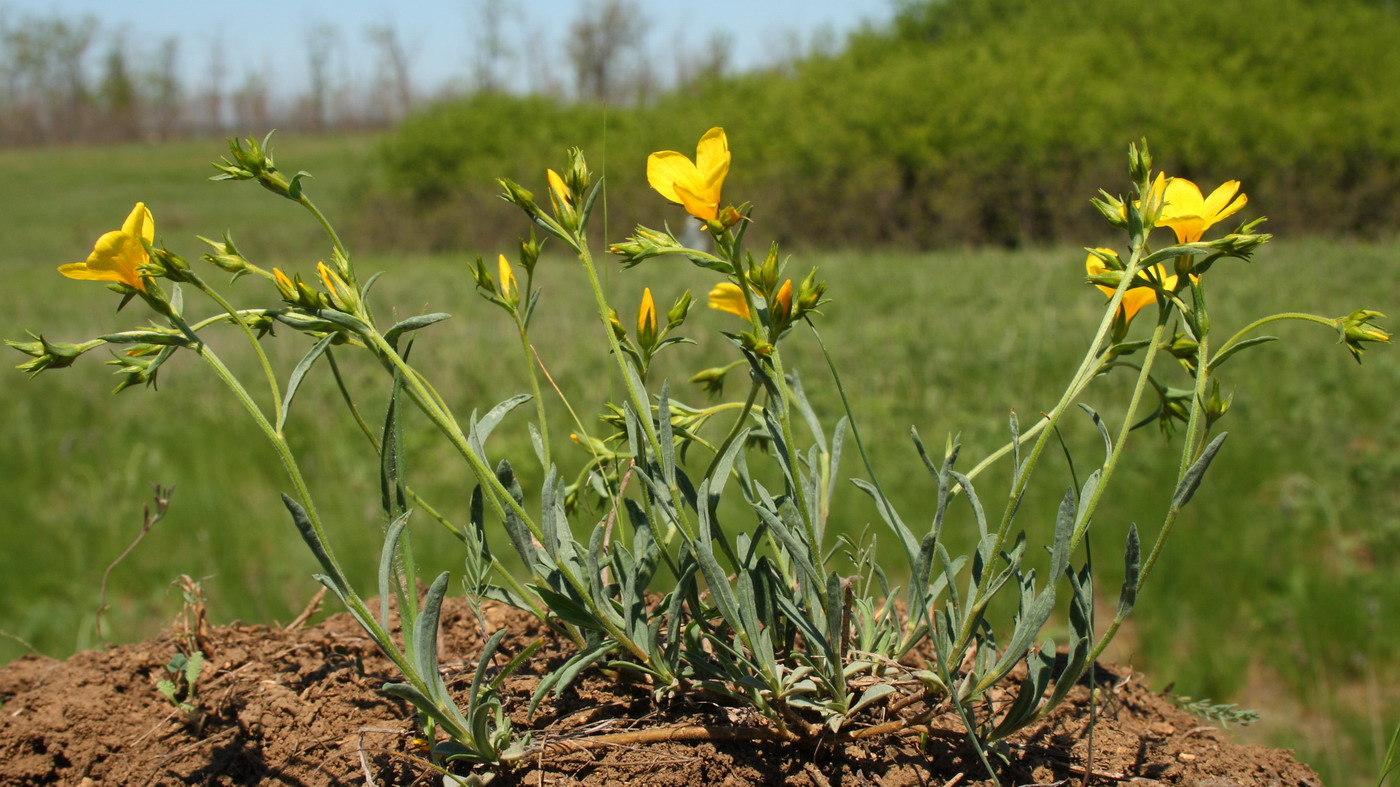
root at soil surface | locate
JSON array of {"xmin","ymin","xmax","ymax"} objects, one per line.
[{"xmin": 0, "ymin": 598, "xmax": 1322, "ymax": 785}]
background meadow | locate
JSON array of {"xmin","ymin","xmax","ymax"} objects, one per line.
[{"xmin": 2, "ymin": 0, "xmax": 1399, "ymax": 783}]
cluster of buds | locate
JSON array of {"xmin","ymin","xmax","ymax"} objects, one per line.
[
  {"xmin": 198, "ymin": 233, "xmax": 266, "ymax": 281},
  {"xmin": 609, "ymin": 226, "xmax": 719, "ymax": 270},
  {"xmin": 1338, "ymin": 308, "xmax": 1391, "ymax": 362},
  {"xmin": 473, "ymin": 234, "xmax": 542, "ymax": 318},
  {"xmin": 6, "ymin": 334, "xmax": 100, "ymax": 375},
  {"xmin": 1163, "ymin": 331, "xmax": 1201, "ymax": 374},
  {"xmin": 272, "ymin": 261, "xmax": 359, "ymax": 317},
  {"xmin": 210, "ymin": 132, "xmax": 309, "ymax": 202},
  {"xmin": 499, "ymin": 149, "xmax": 595, "ymax": 251},
  {"xmin": 611, "ymin": 288, "xmax": 694, "ymax": 379}
]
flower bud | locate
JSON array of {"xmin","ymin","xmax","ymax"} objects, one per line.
[
  {"xmin": 518, "ymin": 231, "xmax": 542, "ymax": 275},
  {"xmin": 637, "ymin": 288, "xmax": 658, "ymax": 349},
  {"xmin": 546, "ymin": 168, "xmax": 579, "ymax": 232},
  {"xmin": 667, "ymin": 290, "xmax": 693, "ymax": 328},
  {"xmin": 797, "ymin": 270, "xmax": 827, "ymax": 313},
  {"xmin": 199, "ymin": 233, "xmax": 256, "ymax": 276},
  {"xmin": 7, "ymin": 333, "xmax": 94, "ymax": 375},
  {"xmin": 318, "ymin": 261, "xmax": 359, "ymax": 313},
  {"xmin": 1205, "ymin": 379, "xmax": 1232, "ymax": 428},
  {"xmin": 1091, "ymin": 190, "xmax": 1129, "ymax": 229},
  {"xmin": 1128, "ymin": 139, "xmax": 1153, "ymax": 187},
  {"xmin": 608, "ymin": 307, "xmax": 626, "ymax": 340},
  {"xmin": 497, "ymin": 254, "xmax": 520, "ymax": 308},
  {"xmin": 610, "ymin": 226, "xmax": 685, "ymax": 268},
  {"xmin": 564, "ymin": 147, "xmax": 591, "ymax": 200},
  {"xmin": 148, "ymin": 247, "xmax": 192, "ymax": 283},
  {"xmin": 210, "ymin": 132, "xmax": 307, "ymax": 201},
  {"xmin": 272, "ymin": 268, "xmax": 299, "ymax": 301},
  {"xmin": 1339, "ymin": 308, "xmax": 1390, "ymax": 363},
  {"xmin": 498, "ymin": 178, "xmax": 541, "ymax": 220}
]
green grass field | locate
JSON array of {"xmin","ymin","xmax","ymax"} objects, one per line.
[{"xmin": 2, "ymin": 135, "xmax": 1396, "ymax": 783}]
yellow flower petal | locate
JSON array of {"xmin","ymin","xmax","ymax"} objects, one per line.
[
  {"xmin": 647, "ymin": 150, "xmax": 699, "ymax": 205},
  {"xmin": 546, "ymin": 168, "xmax": 571, "ymax": 205},
  {"xmin": 675, "ymin": 181, "xmax": 718, "ymax": 222},
  {"xmin": 57, "ymin": 261, "xmax": 123, "ymax": 284},
  {"xmin": 497, "ymin": 254, "xmax": 517, "ymax": 301},
  {"xmin": 773, "ymin": 279, "xmax": 793, "ymax": 320},
  {"xmin": 694, "ymin": 127, "xmax": 730, "ymax": 188},
  {"xmin": 708, "ymin": 282, "xmax": 750, "ymax": 320},
  {"xmin": 1085, "ymin": 249, "xmax": 1175, "ymax": 325},
  {"xmin": 85, "ymin": 230, "xmax": 147, "ymax": 290},
  {"xmin": 121, "ymin": 202, "xmax": 155, "ymax": 246},
  {"xmin": 638, "ymin": 287, "xmax": 656, "ymax": 337},
  {"xmin": 1201, "ymin": 180, "xmax": 1246, "ymax": 225},
  {"xmin": 273, "ymin": 267, "xmax": 296, "ymax": 298}
]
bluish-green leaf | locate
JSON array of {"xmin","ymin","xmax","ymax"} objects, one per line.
[
  {"xmin": 276, "ymin": 333, "xmax": 336, "ymax": 433},
  {"xmin": 1173, "ymin": 432, "xmax": 1228, "ymax": 509},
  {"xmin": 384, "ymin": 312, "xmax": 450, "ymax": 350}
]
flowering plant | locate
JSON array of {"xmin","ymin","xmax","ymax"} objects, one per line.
[{"xmin": 10, "ymin": 131, "xmax": 1387, "ymax": 782}]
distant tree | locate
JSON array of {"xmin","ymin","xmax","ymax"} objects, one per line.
[
  {"xmin": 565, "ymin": 0, "xmax": 648, "ymax": 104},
  {"xmin": 468, "ymin": 0, "xmax": 516, "ymax": 93},
  {"xmin": 231, "ymin": 68, "xmax": 270, "ymax": 131},
  {"xmin": 302, "ymin": 23, "xmax": 339, "ymax": 130},
  {"xmin": 367, "ymin": 24, "xmax": 414, "ymax": 124},
  {"xmin": 675, "ymin": 30, "xmax": 732, "ymax": 88},
  {"xmin": 197, "ymin": 38, "xmax": 228, "ymax": 135},
  {"xmin": 146, "ymin": 38, "xmax": 182, "ymax": 139},
  {"xmin": 98, "ymin": 39, "xmax": 138, "ymax": 141}
]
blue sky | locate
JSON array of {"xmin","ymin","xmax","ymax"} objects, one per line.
[{"xmin": 10, "ymin": 0, "xmax": 897, "ymax": 96}]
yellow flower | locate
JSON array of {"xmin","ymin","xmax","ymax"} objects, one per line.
[
  {"xmin": 1086, "ymin": 249, "xmax": 1176, "ymax": 324},
  {"xmin": 58, "ymin": 203, "xmax": 154, "ymax": 291},
  {"xmin": 708, "ymin": 282, "xmax": 750, "ymax": 320},
  {"xmin": 272, "ymin": 267, "xmax": 297, "ymax": 299},
  {"xmin": 638, "ymin": 288, "xmax": 657, "ymax": 336},
  {"xmin": 497, "ymin": 254, "xmax": 518, "ymax": 303},
  {"xmin": 647, "ymin": 127, "xmax": 730, "ymax": 221},
  {"xmin": 546, "ymin": 169, "xmax": 571, "ymax": 206},
  {"xmin": 772, "ymin": 279, "xmax": 794, "ymax": 322},
  {"xmin": 1157, "ymin": 178, "xmax": 1247, "ymax": 244}
]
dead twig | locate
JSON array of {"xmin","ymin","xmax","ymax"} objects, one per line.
[
  {"xmin": 284, "ymin": 586, "xmax": 328, "ymax": 632},
  {"xmin": 96, "ymin": 484, "xmax": 173, "ymax": 641}
]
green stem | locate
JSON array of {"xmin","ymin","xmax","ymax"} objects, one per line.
[
  {"xmin": 1209, "ymin": 312, "xmax": 1336, "ymax": 372},
  {"xmin": 704, "ymin": 380, "xmax": 761, "ymax": 480},
  {"xmin": 1069, "ymin": 314, "xmax": 1170, "ymax": 552},
  {"xmin": 187, "ymin": 273, "xmax": 284, "ymax": 428},
  {"xmin": 951, "ymin": 233, "xmax": 1155, "ymax": 655},
  {"xmin": 298, "ymin": 194, "xmax": 349, "ymax": 265},
  {"xmin": 574, "ymin": 242, "xmax": 696, "ymax": 545},
  {"xmin": 1177, "ymin": 332, "xmax": 1213, "ymax": 480},
  {"xmin": 515, "ymin": 318, "xmax": 552, "ymax": 469},
  {"xmin": 768, "ymin": 347, "xmax": 820, "ymax": 547}
]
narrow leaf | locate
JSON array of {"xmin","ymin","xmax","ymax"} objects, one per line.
[
  {"xmin": 277, "ymin": 333, "xmax": 335, "ymax": 432},
  {"xmin": 1172, "ymin": 432, "xmax": 1228, "ymax": 509}
]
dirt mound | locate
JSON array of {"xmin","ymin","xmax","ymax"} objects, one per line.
[{"xmin": 0, "ymin": 598, "xmax": 1321, "ymax": 785}]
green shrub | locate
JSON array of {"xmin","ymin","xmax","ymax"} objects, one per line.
[{"xmin": 372, "ymin": 0, "xmax": 1400, "ymax": 250}]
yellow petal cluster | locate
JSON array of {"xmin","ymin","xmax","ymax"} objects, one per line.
[
  {"xmin": 647, "ymin": 128, "xmax": 730, "ymax": 221},
  {"xmin": 1157, "ymin": 179, "xmax": 1247, "ymax": 244},
  {"xmin": 1085, "ymin": 249, "xmax": 1176, "ymax": 324},
  {"xmin": 58, "ymin": 203, "xmax": 154, "ymax": 291}
]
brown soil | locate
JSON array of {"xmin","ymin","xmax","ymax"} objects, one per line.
[{"xmin": 0, "ymin": 598, "xmax": 1322, "ymax": 786}]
